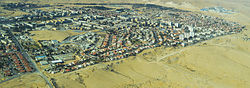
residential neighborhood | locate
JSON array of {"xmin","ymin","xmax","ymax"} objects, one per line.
[{"xmin": 0, "ymin": 2, "xmax": 246, "ymax": 87}]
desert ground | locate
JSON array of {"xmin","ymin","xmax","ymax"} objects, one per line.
[
  {"xmin": 0, "ymin": 0, "xmax": 249, "ymax": 88},
  {"xmin": 30, "ymin": 30, "xmax": 86, "ymax": 42},
  {"xmin": 0, "ymin": 73, "xmax": 49, "ymax": 88}
]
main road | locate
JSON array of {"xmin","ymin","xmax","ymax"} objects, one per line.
[{"xmin": 8, "ymin": 30, "xmax": 54, "ymax": 88}]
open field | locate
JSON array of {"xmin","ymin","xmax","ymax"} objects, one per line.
[
  {"xmin": 0, "ymin": 7, "xmax": 30, "ymax": 17},
  {"xmin": 0, "ymin": 73, "xmax": 49, "ymax": 88},
  {"xmin": 30, "ymin": 30, "xmax": 86, "ymax": 42},
  {"xmin": 29, "ymin": 29, "xmax": 105, "ymax": 42},
  {"xmin": 0, "ymin": 0, "xmax": 250, "ymax": 88}
]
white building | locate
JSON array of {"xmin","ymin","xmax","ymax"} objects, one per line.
[
  {"xmin": 179, "ymin": 34, "xmax": 184, "ymax": 40},
  {"xmin": 51, "ymin": 60, "xmax": 63, "ymax": 64}
]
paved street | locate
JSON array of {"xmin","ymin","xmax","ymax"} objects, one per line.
[{"xmin": 8, "ymin": 31, "xmax": 54, "ymax": 88}]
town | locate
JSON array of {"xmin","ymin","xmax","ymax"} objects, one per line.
[
  {"xmin": 0, "ymin": 2, "xmax": 245, "ymax": 83},
  {"xmin": 0, "ymin": 29, "xmax": 34, "ymax": 83}
]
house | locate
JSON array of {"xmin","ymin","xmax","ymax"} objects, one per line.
[
  {"xmin": 179, "ymin": 34, "xmax": 184, "ymax": 40},
  {"xmin": 175, "ymin": 23, "xmax": 181, "ymax": 28},
  {"xmin": 40, "ymin": 61, "xmax": 49, "ymax": 65},
  {"xmin": 51, "ymin": 60, "xmax": 63, "ymax": 64},
  {"xmin": 181, "ymin": 42, "xmax": 186, "ymax": 47},
  {"xmin": 35, "ymin": 55, "xmax": 47, "ymax": 61},
  {"xmin": 52, "ymin": 53, "xmax": 75, "ymax": 61},
  {"xmin": 51, "ymin": 40, "xmax": 59, "ymax": 44}
]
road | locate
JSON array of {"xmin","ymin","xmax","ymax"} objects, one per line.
[
  {"xmin": 8, "ymin": 31, "xmax": 54, "ymax": 88},
  {"xmin": 0, "ymin": 74, "xmax": 22, "ymax": 84}
]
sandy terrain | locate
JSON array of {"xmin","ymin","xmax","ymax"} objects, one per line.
[
  {"xmin": 0, "ymin": 73, "xmax": 49, "ymax": 88},
  {"xmin": 30, "ymin": 30, "xmax": 85, "ymax": 42},
  {"xmin": 0, "ymin": 0, "xmax": 250, "ymax": 88}
]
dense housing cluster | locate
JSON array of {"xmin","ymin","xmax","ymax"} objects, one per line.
[
  {"xmin": 0, "ymin": 30, "xmax": 34, "ymax": 82},
  {"xmin": 200, "ymin": 7, "xmax": 235, "ymax": 14},
  {"xmin": 0, "ymin": 3, "xmax": 245, "ymax": 74}
]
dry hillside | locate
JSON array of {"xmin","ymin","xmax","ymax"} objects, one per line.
[{"xmin": 0, "ymin": 73, "xmax": 49, "ymax": 88}]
